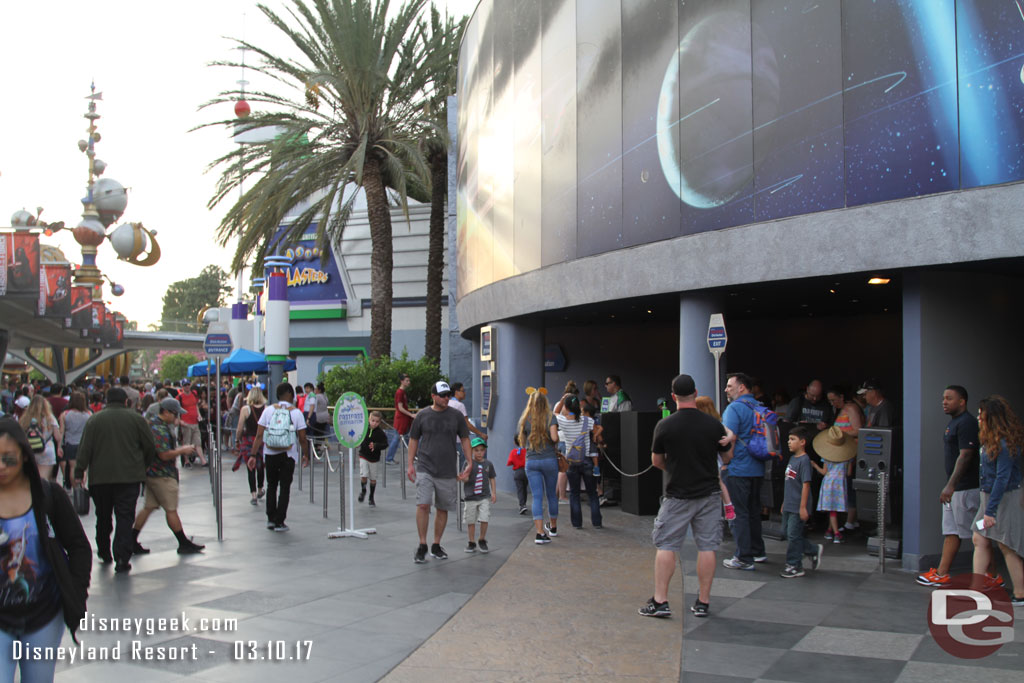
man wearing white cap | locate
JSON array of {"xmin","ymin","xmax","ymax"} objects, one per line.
[{"xmin": 407, "ymin": 381, "xmax": 472, "ymax": 564}]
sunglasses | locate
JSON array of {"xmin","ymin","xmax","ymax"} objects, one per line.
[
  {"xmin": 0, "ymin": 454, "xmax": 21, "ymax": 468},
  {"xmin": 437, "ymin": 392, "xmax": 452, "ymax": 398}
]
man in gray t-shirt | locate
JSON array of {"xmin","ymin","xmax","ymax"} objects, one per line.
[{"xmin": 407, "ymin": 381, "xmax": 471, "ymax": 564}]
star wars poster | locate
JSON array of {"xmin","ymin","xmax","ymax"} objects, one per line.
[
  {"xmin": 69, "ymin": 286, "xmax": 92, "ymax": 329},
  {"xmin": 0, "ymin": 233, "xmax": 40, "ymax": 296},
  {"xmin": 38, "ymin": 264, "xmax": 71, "ymax": 318}
]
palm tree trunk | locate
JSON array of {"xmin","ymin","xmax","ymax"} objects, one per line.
[
  {"xmin": 363, "ymin": 156, "xmax": 394, "ymax": 359},
  {"xmin": 424, "ymin": 146, "xmax": 445, "ymax": 362}
]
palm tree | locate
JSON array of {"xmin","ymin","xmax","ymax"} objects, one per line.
[
  {"xmin": 420, "ymin": 7, "xmax": 466, "ymax": 362},
  {"xmin": 202, "ymin": 0, "xmax": 433, "ymax": 358}
]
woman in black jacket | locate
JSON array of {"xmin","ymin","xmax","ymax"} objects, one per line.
[{"xmin": 0, "ymin": 417, "xmax": 91, "ymax": 681}]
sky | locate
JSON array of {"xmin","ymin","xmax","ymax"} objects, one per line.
[{"xmin": 0, "ymin": 0, "xmax": 477, "ymax": 330}]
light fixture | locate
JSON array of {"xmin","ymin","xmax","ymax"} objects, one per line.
[{"xmin": 868, "ymin": 277, "xmax": 891, "ymax": 285}]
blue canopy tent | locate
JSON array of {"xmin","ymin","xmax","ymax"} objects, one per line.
[{"xmin": 187, "ymin": 348, "xmax": 296, "ymax": 377}]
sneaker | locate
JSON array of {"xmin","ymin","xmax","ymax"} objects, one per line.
[
  {"xmin": 177, "ymin": 539, "xmax": 205, "ymax": 554},
  {"xmin": 638, "ymin": 597, "xmax": 671, "ymax": 618},
  {"xmin": 358, "ymin": 491, "xmax": 366, "ymax": 503},
  {"xmin": 843, "ymin": 522, "xmax": 860, "ymax": 533},
  {"xmin": 273, "ymin": 524, "xmax": 290, "ymax": 532},
  {"xmin": 724, "ymin": 503, "xmax": 736, "ymax": 521},
  {"xmin": 132, "ymin": 542, "xmax": 151, "ymax": 556},
  {"xmin": 250, "ymin": 498, "xmax": 258, "ymax": 506},
  {"xmin": 723, "ymin": 557, "xmax": 755, "ymax": 571},
  {"xmin": 690, "ymin": 600, "xmax": 710, "ymax": 618},
  {"xmin": 781, "ymin": 565, "xmax": 805, "ymax": 578},
  {"xmin": 478, "ymin": 539, "xmax": 489, "ymax": 553},
  {"xmin": 114, "ymin": 561, "xmax": 132, "ymax": 574},
  {"xmin": 535, "ymin": 533, "xmax": 551, "ymax": 544},
  {"xmin": 519, "ymin": 506, "xmax": 529, "ymax": 515},
  {"xmin": 833, "ymin": 531, "xmax": 845, "ymax": 544},
  {"xmin": 984, "ymin": 572, "xmax": 1006, "ymax": 589},
  {"xmin": 429, "ymin": 544, "xmax": 448, "ymax": 560},
  {"xmin": 257, "ymin": 488, "xmax": 266, "ymax": 499},
  {"xmin": 916, "ymin": 568, "xmax": 951, "ymax": 586},
  {"xmin": 369, "ymin": 499, "xmax": 376, "ymax": 507},
  {"xmin": 810, "ymin": 544, "xmax": 824, "ymax": 571},
  {"xmin": 544, "ymin": 524, "xmax": 558, "ymax": 537},
  {"xmin": 414, "ymin": 544, "xmax": 428, "ymax": 564},
  {"xmin": 266, "ymin": 521, "xmax": 276, "ymax": 530},
  {"xmin": 1011, "ymin": 596, "xmax": 1024, "ymax": 607},
  {"xmin": 753, "ymin": 555, "xmax": 768, "ymax": 563},
  {"xmin": 593, "ymin": 525, "xmax": 603, "ymax": 529},
  {"xmin": 465, "ymin": 542, "xmax": 477, "ymax": 553},
  {"xmin": 823, "ymin": 529, "xmax": 834, "ymax": 541}
]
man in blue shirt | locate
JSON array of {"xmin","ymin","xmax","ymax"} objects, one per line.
[{"xmin": 722, "ymin": 372, "xmax": 766, "ymax": 570}]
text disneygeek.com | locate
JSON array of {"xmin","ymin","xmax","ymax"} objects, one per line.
[{"xmin": 10, "ymin": 611, "xmax": 314, "ymax": 664}]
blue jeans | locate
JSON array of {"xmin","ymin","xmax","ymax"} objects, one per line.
[
  {"xmin": 567, "ymin": 462, "xmax": 602, "ymax": 528},
  {"xmin": 783, "ymin": 511, "xmax": 817, "ymax": 568},
  {"xmin": 726, "ymin": 475, "xmax": 765, "ymax": 563},
  {"xmin": 385, "ymin": 430, "xmax": 405, "ymax": 462},
  {"xmin": 526, "ymin": 457, "xmax": 559, "ymax": 522},
  {"xmin": 0, "ymin": 609, "xmax": 64, "ymax": 683}
]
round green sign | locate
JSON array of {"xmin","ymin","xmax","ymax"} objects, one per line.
[{"xmin": 333, "ymin": 392, "xmax": 369, "ymax": 448}]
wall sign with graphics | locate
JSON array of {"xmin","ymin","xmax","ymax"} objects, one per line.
[
  {"xmin": 333, "ymin": 392, "xmax": 369, "ymax": 449},
  {"xmin": 271, "ymin": 224, "xmax": 347, "ymax": 304},
  {"xmin": 479, "ymin": 326, "xmax": 494, "ymax": 362}
]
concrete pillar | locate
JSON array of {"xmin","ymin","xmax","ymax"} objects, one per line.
[
  {"xmin": 679, "ymin": 294, "xmax": 723, "ymax": 403},
  {"xmin": 479, "ymin": 320, "xmax": 544, "ymax": 495},
  {"xmin": 901, "ymin": 273, "xmax": 924, "ymax": 570}
]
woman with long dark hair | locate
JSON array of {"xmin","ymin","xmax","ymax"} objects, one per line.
[
  {"xmin": 0, "ymin": 417, "xmax": 91, "ymax": 681},
  {"xmin": 973, "ymin": 396, "xmax": 1024, "ymax": 606},
  {"xmin": 556, "ymin": 395, "xmax": 602, "ymax": 529},
  {"xmin": 518, "ymin": 389, "xmax": 560, "ymax": 544}
]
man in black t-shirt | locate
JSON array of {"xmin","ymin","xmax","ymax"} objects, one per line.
[
  {"xmin": 785, "ymin": 379, "xmax": 834, "ymax": 429},
  {"xmin": 917, "ymin": 385, "xmax": 981, "ymax": 587},
  {"xmin": 639, "ymin": 374, "xmax": 733, "ymax": 620}
]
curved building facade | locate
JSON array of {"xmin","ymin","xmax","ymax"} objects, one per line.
[{"xmin": 454, "ymin": 0, "xmax": 1024, "ymax": 571}]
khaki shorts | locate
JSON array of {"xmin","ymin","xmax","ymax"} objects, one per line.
[
  {"xmin": 144, "ymin": 476, "xmax": 179, "ymax": 512},
  {"xmin": 359, "ymin": 458, "xmax": 379, "ymax": 481},
  {"xmin": 464, "ymin": 498, "xmax": 491, "ymax": 525},
  {"xmin": 941, "ymin": 488, "xmax": 980, "ymax": 539},
  {"xmin": 652, "ymin": 494, "xmax": 722, "ymax": 552},
  {"xmin": 415, "ymin": 471, "xmax": 458, "ymax": 511},
  {"xmin": 180, "ymin": 422, "xmax": 201, "ymax": 449}
]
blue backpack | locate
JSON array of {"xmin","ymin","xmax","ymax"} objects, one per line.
[{"xmin": 738, "ymin": 400, "xmax": 781, "ymax": 462}]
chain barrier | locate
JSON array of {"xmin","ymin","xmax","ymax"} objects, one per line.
[{"xmin": 596, "ymin": 444, "xmax": 656, "ymax": 478}]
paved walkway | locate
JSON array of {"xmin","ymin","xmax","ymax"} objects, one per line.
[{"xmin": 51, "ymin": 454, "xmax": 1024, "ymax": 682}]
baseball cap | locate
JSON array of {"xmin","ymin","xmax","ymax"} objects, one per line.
[
  {"xmin": 856, "ymin": 379, "xmax": 881, "ymax": 395},
  {"xmin": 15, "ymin": 396, "xmax": 30, "ymax": 409},
  {"xmin": 180, "ymin": 379, "xmax": 191, "ymax": 387},
  {"xmin": 470, "ymin": 437, "xmax": 487, "ymax": 449},
  {"xmin": 432, "ymin": 381, "xmax": 452, "ymax": 396},
  {"xmin": 671, "ymin": 374, "xmax": 697, "ymax": 397},
  {"xmin": 159, "ymin": 398, "xmax": 185, "ymax": 416}
]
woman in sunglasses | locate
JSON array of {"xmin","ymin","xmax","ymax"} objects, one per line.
[{"xmin": 0, "ymin": 417, "xmax": 91, "ymax": 681}]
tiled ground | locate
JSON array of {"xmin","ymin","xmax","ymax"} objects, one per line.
[{"xmin": 45, "ymin": 450, "xmax": 1024, "ymax": 682}]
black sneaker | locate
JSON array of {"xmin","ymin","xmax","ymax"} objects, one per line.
[
  {"xmin": 98, "ymin": 552, "xmax": 113, "ymax": 565},
  {"xmin": 465, "ymin": 542, "xmax": 477, "ymax": 553},
  {"xmin": 114, "ymin": 561, "xmax": 132, "ymax": 574},
  {"xmin": 429, "ymin": 544, "xmax": 448, "ymax": 560},
  {"xmin": 810, "ymin": 543, "xmax": 824, "ymax": 570},
  {"xmin": 266, "ymin": 521, "xmax": 276, "ymax": 530},
  {"xmin": 478, "ymin": 539, "xmax": 489, "ymax": 553},
  {"xmin": 690, "ymin": 600, "xmax": 710, "ymax": 618},
  {"xmin": 132, "ymin": 542, "xmax": 151, "ymax": 556},
  {"xmin": 780, "ymin": 565, "xmax": 805, "ymax": 578},
  {"xmin": 414, "ymin": 544, "xmax": 428, "ymax": 564},
  {"xmin": 544, "ymin": 523, "xmax": 558, "ymax": 537},
  {"xmin": 1011, "ymin": 596, "xmax": 1024, "ymax": 607},
  {"xmin": 273, "ymin": 524, "xmax": 290, "ymax": 532},
  {"xmin": 177, "ymin": 539, "xmax": 205, "ymax": 554},
  {"xmin": 368, "ymin": 499, "xmax": 376, "ymax": 507},
  {"xmin": 358, "ymin": 491, "xmax": 366, "ymax": 503},
  {"xmin": 638, "ymin": 597, "xmax": 671, "ymax": 618},
  {"xmin": 535, "ymin": 533, "xmax": 551, "ymax": 544},
  {"xmin": 519, "ymin": 506, "xmax": 529, "ymax": 515}
]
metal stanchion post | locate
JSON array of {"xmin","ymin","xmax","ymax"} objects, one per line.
[
  {"xmin": 309, "ymin": 438, "xmax": 316, "ymax": 504},
  {"xmin": 297, "ymin": 433, "xmax": 304, "ymax": 492},
  {"xmin": 215, "ymin": 359, "xmax": 223, "ymax": 543},
  {"xmin": 400, "ymin": 436, "xmax": 407, "ymax": 500},
  {"xmin": 381, "ymin": 438, "xmax": 387, "ymax": 489},
  {"xmin": 877, "ymin": 472, "xmax": 887, "ymax": 573},
  {"xmin": 322, "ymin": 441, "xmax": 329, "ymax": 518},
  {"xmin": 337, "ymin": 441, "xmax": 345, "ymax": 530}
]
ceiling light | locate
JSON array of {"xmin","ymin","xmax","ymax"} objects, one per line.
[{"xmin": 868, "ymin": 277, "xmax": 891, "ymax": 285}]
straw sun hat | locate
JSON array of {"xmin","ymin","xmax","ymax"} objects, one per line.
[{"xmin": 813, "ymin": 426, "xmax": 858, "ymax": 463}]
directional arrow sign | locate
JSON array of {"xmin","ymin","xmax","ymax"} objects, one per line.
[
  {"xmin": 333, "ymin": 392, "xmax": 369, "ymax": 449},
  {"xmin": 707, "ymin": 313, "xmax": 727, "ymax": 354}
]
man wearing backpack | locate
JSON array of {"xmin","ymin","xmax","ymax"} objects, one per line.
[
  {"xmin": 722, "ymin": 372, "xmax": 767, "ymax": 571},
  {"xmin": 250, "ymin": 383, "xmax": 310, "ymax": 532}
]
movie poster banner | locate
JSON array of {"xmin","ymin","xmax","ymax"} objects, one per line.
[
  {"xmin": 68, "ymin": 287, "xmax": 92, "ymax": 329},
  {"xmin": 0, "ymin": 233, "xmax": 41, "ymax": 296},
  {"xmin": 38, "ymin": 264, "xmax": 71, "ymax": 318}
]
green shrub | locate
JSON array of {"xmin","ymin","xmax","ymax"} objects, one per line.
[
  {"xmin": 323, "ymin": 351, "xmax": 444, "ymax": 415},
  {"xmin": 160, "ymin": 352, "xmax": 199, "ymax": 382}
]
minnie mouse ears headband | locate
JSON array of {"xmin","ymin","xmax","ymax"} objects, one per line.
[{"xmin": 525, "ymin": 386, "xmax": 548, "ymax": 396}]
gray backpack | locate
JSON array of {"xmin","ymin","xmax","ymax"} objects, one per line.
[{"xmin": 265, "ymin": 404, "xmax": 296, "ymax": 450}]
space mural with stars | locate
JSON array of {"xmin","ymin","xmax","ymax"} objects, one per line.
[{"xmin": 455, "ymin": 0, "xmax": 1024, "ymax": 299}]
